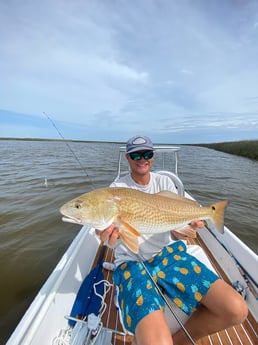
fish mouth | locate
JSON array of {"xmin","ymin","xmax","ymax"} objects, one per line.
[{"xmin": 62, "ymin": 216, "xmax": 82, "ymax": 225}]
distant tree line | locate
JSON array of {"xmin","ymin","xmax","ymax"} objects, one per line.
[{"xmin": 197, "ymin": 140, "xmax": 258, "ymax": 161}]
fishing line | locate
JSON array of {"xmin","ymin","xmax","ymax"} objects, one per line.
[
  {"xmin": 140, "ymin": 260, "xmax": 197, "ymax": 345},
  {"xmin": 43, "ymin": 112, "xmax": 96, "ymax": 189}
]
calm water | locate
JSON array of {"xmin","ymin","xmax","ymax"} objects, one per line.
[{"xmin": 1, "ymin": 140, "xmax": 258, "ymax": 343}]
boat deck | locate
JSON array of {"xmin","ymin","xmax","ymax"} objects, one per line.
[{"xmin": 94, "ymin": 235, "xmax": 258, "ymax": 345}]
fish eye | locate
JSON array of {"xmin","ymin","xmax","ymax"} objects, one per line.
[{"xmin": 75, "ymin": 201, "xmax": 82, "ymax": 209}]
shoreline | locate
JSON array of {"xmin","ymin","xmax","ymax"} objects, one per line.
[
  {"xmin": 195, "ymin": 140, "xmax": 258, "ymax": 161},
  {"xmin": 1, "ymin": 137, "xmax": 257, "ymax": 161}
]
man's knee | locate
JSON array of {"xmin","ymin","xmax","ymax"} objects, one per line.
[
  {"xmin": 135, "ymin": 310, "xmax": 173, "ymax": 345},
  {"xmin": 202, "ymin": 279, "xmax": 248, "ymax": 325},
  {"xmin": 227, "ymin": 293, "xmax": 248, "ymax": 325}
]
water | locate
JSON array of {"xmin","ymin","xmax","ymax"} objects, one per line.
[{"xmin": 0, "ymin": 140, "xmax": 257, "ymax": 343}]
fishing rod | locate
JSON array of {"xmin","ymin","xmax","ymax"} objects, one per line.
[
  {"xmin": 140, "ymin": 260, "xmax": 197, "ymax": 345},
  {"xmin": 43, "ymin": 112, "xmax": 96, "ymax": 189}
]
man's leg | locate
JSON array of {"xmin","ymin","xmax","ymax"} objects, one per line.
[
  {"xmin": 133, "ymin": 310, "xmax": 173, "ymax": 345},
  {"xmin": 173, "ymin": 279, "xmax": 248, "ymax": 345}
]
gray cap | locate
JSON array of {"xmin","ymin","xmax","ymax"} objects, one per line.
[{"xmin": 126, "ymin": 135, "xmax": 154, "ymax": 153}]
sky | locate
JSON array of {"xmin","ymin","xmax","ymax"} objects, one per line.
[{"xmin": 1, "ymin": 0, "xmax": 258, "ymax": 144}]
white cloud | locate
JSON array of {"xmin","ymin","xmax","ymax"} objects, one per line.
[{"xmin": 0, "ymin": 0, "xmax": 258, "ymax": 142}]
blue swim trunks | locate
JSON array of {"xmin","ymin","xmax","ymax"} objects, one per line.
[{"xmin": 113, "ymin": 241, "xmax": 219, "ymax": 334}]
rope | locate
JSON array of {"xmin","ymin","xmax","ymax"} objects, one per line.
[
  {"xmin": 93, "ymin": 280, "xmax": 113, "ymax": 318},
  {"xmin": 52, "ymin": 280, "xmax": 113, "ymax": 345}
]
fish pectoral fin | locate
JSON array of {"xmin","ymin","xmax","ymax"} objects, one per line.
[
  {"xmin": 174, "ymin": 226, "xmax": 197, "ymax": 238},
  {"xmin": 118, "ymin": 219, "xmax": 140, "ymax": 254},
  {"xmin": 119, "ymin": 219, "xmax": 141, "ymax": 237},
  {"xmin": 119, "ymin": 230, "xmax": 139, "ymax": 254},
  {"xmin": 156, "ymin": 191, "xmax": 199, "ymax": 205}
]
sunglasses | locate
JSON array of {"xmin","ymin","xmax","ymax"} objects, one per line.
[{"xmin": 129, "ymin": 151, "xmax": 154, "ymax": 161}]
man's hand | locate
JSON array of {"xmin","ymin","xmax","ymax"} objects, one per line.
[
  {"xmin": 95, "ymin": 223, "xmax": 120, "ymax": 246},
  {"xmin": 190, "ymin": 220, "xmax": 205, "ymax": 228},
  {"xmin": 172, "ymin": 220, "xmax": 205, "ymax": 240}
]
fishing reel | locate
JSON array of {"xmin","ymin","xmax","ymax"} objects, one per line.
[{"xmin": 232, "ymin": 280, "xmax": 248, "ymax": 299}]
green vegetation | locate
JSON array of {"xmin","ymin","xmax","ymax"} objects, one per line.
[{"xmin": 197, "ymin": 140, "xmax": 258, "ymax": 161}]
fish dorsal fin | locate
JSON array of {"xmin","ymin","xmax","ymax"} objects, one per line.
[
  {"xmin": 118, "ymin": 218, "xmax": 140, "ymax": 254},
  {"xmin": 156, "ymin": 191, "xmax": 199, "ymax": 205}
]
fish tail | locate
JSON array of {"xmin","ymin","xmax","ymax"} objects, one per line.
[{"xmin": 210, "ymin": 200, "xmax": 228, "ymax": 233}]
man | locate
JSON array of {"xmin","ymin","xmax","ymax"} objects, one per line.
[{"xmin": 97, "ymin": 135, "xmax": 248, "ymax": 345}]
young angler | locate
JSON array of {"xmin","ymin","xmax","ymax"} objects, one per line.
[{"xmin": 97, "ymin": 135, "xmax": 248, "ymax": 345}]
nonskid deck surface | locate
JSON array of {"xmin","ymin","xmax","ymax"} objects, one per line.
[{"xmin": 91, "ymin": 235, "xmax": 258, "ymax": 345}]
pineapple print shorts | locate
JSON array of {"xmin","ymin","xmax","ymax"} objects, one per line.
[{"xmin": 113, "ymin": 241, "xmax": 219, "ymax": 334}]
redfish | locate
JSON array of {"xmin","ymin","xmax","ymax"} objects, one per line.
[{"xmin": 60, "ymin": 187, "xmax": 228, "ymax": 253}]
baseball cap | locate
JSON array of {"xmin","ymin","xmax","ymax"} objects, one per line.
[{"xmin": 126, "ymin": 135, "xmax": 154, "ymax": 153}]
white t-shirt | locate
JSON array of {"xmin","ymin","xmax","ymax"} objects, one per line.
[{"xmin": 110, "ymin": 172, "xmax": 178, "ymax": 266}]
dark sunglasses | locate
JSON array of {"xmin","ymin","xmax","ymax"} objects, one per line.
[{"xmin": 129, "ymin": 151, "xmax": 154, "ymax": 161}]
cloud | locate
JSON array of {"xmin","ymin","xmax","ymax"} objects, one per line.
[{"xmin": 0, "ymin": 0, "xmax": 258, "ymax": 143}]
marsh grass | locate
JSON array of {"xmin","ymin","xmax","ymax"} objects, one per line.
[{"xmin": 197, "ymin": 140, "xmax": 258, "ymax": 161}]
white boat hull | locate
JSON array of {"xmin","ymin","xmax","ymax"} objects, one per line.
[{"xmin": 7, "ymin": 226, "xmax": 100, "ymax": 345}]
